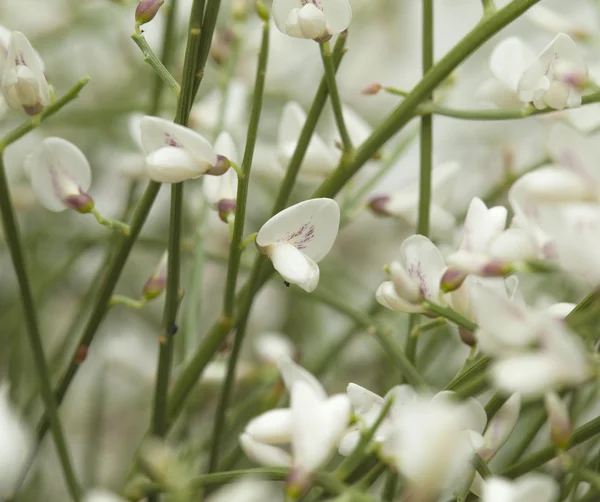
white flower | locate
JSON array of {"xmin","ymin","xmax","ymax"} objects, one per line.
[
  {"xmin": 482, "ymin": 474, "xmax": 559, "ymax": 502},
  {"xmin": 446, "ymin": 197, "xmax": 536, "ymax": 277},
  {"xmin": 1, "ymin": 31, "xmax": 50, "ymax": 116},
  {"xmin": 278, "ymin": 102, "xmax": 339, "ymax": 181},
  {"xmin": 139, "ymin": 116, "xmax": 226, "ymax": 183},
  {"xmin": 203, "ymin": 132, "xmax": 239, "ymax": 221},
  {"xmin": 471, "ymin": 283, "xmax": 592, "ymax": 396},
  {"xmin": 376, "ymin": 235, "xmax": 446, "ymax": 313},
  {"xmin": 526, "ymin": 5, "xmax": 593, "ymax": 42},
  {"xmin": 254, "ymin": 332, "xmax": 296, "ymax": 364},
  {"xmin": 256, "ymin": 198, "xmax": 340, "ymax": 292},
  {"xmin": 369, "ymin": 161, "xmax": 460, "ymax": 237},
  {"xmin": 272, "ymin": 0, "xmax": 352, "ymax": 41},
  {"xmin": 26, "ymin": 137, "xmax": 94, "ymax": 212},
  {"xmin": 240, "ymin": 357, "xmax": 351, "ymax": 483},
  {"xmin": 517, "ymin": 33, "xmax": 587, "ymax": 110},
  {"xmin": 380, "ymin": 393, "xmax": 485, "ymax": 499},
  {"xmin": 478, "ymin": 37, "xmax": 535, "ymax": 108},
  {"xmin": 0, "ymin": 384, "xmax": 33, "ymax": 499},
  {"xmin": 83, "ymin": 489, "xmax": 128, "ymax": 502}
]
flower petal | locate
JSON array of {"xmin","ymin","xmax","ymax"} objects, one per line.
[
  {"xmin": 489, "ymin": 37, "xmax": 535, "ymax": 91},
  {"xmin": 256, "ymin": 198, "xmax": 340, "ymax": 262},
  {"xmin": 346, "ymin": 383, "xmax": 384, "ymax": 414},
  {"xmin": 29, "ymin": 137, "xmax": 92, "ymax": 212},
  {"xmin": 277, "ymin": 355, "xmax": 327, "ymax": 399},
  {"xmin": 239, "ymin": 432, "xmax": 292, "ymax": 468},
  {"xmin": 145, "ymin": 146, "xmax": 207, "ymax": 183},
  {"xmin": 267, "ymin": 243, "xmax": 320, "ymax": 292},
  {"xmin": 375, "ymin": 281, "xmax": 424, "ymax": 313},
  {"xmin": 246, "ymin": 409, "xmax": 293, "ymax": 444},
  {"xmin": 401, "ymin": 235, "xmax": 446, "ymax": 302},
  {"xmin": 203, "ymin": 132, "xmax": 239, "ymax": 206},
  {"xmin": 320, "ymin": 0, "xmax": 352, "ymax": 35}
]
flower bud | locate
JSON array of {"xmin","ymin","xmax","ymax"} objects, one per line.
[
  {"xmin": 545, "ymin": 392, "xmax": 571, "ymax": 450},
  {"xmin": 217, "ymin": 199, "xmax": 236, "ymax": 222},
  {"xmin": 205, "ymin": 154, "xmax": 231, "ymax": 176},
  {"xmin": 64, "ymin": 191, "xmax": 95, "ymax": 213},
  {"xmin": 481, "ymin": 260, "xmax": 514, "ymax": 277},
  {"xmin": 255, "ymin": 1, "xmax": 270, "ymax": 22},
  {"xmin": 361, "ymin": 82, "xmax": 382, "ymax": 95},
  {"xmin": 142, "ymin": 251, "xmax": 168, "ymax": 301},
  {"xmin": 440, "ymin": 267, "xmax": 466, "ymax": 293},
  {"xmin": 232, "ymin": 0, "xmax": 249, "ymax": 21},
  {"xmin": 458, "ymin": 327, "xmax": 477, "ymax": 347},
  {"xmin": 135, "ymin": 0, "xmax": 164, "ymax": 25},
  {"xmin": 368, "ymin": 195, "xmax": 392, "ymax": 216}
]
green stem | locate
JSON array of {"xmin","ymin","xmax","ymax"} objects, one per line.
[
  {"xmin": 320, "ymin": 39, "xmax": 352, "ymax": 153},
  {"xmin": 422, "ymin": 300, "xmax": 477, "ymax": 331},
  {"xmin": 304, "ymin": 288, "xmax": 428, "ymax": 391},
  {"xmin": 0, "ymin": 77, "xmax": 90, "ymax": 152},
  {"xmin": 90, "ymin": 208, "xmax": 131, "ymax": 235},
  {"xmin": 481, "ymin": 0, "xmax": 497, "ymax": 16},
  {"xmin": 502, "ymin": 415, "xmax": 600, "ymax": 478},
  {"xmin": 131, "ymin": 32, "xmax": 181, "ymax": 96},
  {"xmin": 0, "ymin": 157, "xmax": 81, "ymax": 500},
  {"xmin": 445, "ymin": 356, "xmax": 490, "ymax": 391},
  {"xmin": 191, "ymin": 0, "xmax": 217, "ymax": 99},
  {"xmin": 484, "ymin": 392, "xmax": 509, "ymax": 422},
  {"xmin": 382, "ymin": 472, "xmax": 398, "ymax": 502},
  {"xmin": 417, "ymin": 0, "xmax": 434, "ymax": 236},
  {"xmin": 473, "ymin": 454, "xmax": 492, "ymax": 478},
  {"xmin": 109, "ymin": 295, "xmax": 147, "ymax": 309},
  {"xmin": 404, "ymin": 314, "xmax": 419, "ymax": 370},
  {"xmin": 209, "ymin": 16, "xmax": 270, "ymax": 473},
  {"xmin": 313, "ymin": 0, "xmax": 543, "ymax": 199}
]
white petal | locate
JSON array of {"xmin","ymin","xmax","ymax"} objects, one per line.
[
  {"xmin": 257, "ymin": 198, "xmax": 340, "ymax": 262},
  {"xmin": 214, "ymin": 131, "xmax": 239, "ymax": 164},
  {"xmin": 319, "ymin": 0, "xmax": 352, "ymax": 35},
  {"xmin": 480, "ymin": 393, "xmax": 520, "ymax": 461},
  {"xmin": 203, "ymin": 134, "xmax": 239, "ymax": 205},
  {"xmin": 431, "ymin": 161, "xmax": 461, "ymax": 200},
  {"xmin": 491, "ymin": 355, "xmax": 561, "ymax": 397},
  {"xmin": 460, "ymin": 197, "xmax": 507, "ymax": 253},
  {"xmin": 400, "ymin": 235, "xmax": 446, "ymax": 302},
  {"xmin": 389, "ymin": 261, "xmax": 422, "ymax": 303},
  {"xmin": 139, "ymin": 115, "xmax": 217, "ymax": 165},
  {"xmin": 254, "ymin": 332, "xmax": 295, "ymax": 364},
  {"xmin": 277, "ymin": 355, "xmax": 327, "ymax": 399},
  {"xmin": 83, "ymin": 489, "xmax": 128, "ymax": 502},
  {"xmin": 514, "ymin": 474, "xmax": 559, "ymax": 502},
  {"xmin": 145, "ymin": 146, "xmax": 207, "ymax": 183},
  {"xmin": 246, "ymin": 409, "xmax": 293, "ymax": 444},
  {"xmin": 297, "ymin": 4, "xmax": 328, "ymax": 39},
  {"xmin": 338, "ymin": 429, "xmax": 360, "ymax": 457},
  {"xmin": 29, "ymin": 137, "xmax": 92, "ymax": 212},
  {"xmin": 375, "ymin": 281, "xmax": 424, "ymax": 313},
  {"xmin": 240, "ymin": 433, "xmax": 292, "ymax": 468},
  {"xmin": 488, "ymin": 228, "xmax": 538, "ymax": 262},
  {"xmin": 482, "ymin": 477, "xmax": 517, "ymax": 502},
  {"xmin": 489, "ymin": 37, "xmax": 536, "ymax": 91},
  {"xmin": 267, "ymin": 243, "xmax": 319, "ymax": 292},
  {"xmin": 544, "ymin": 302, "xmax": 575, "ymax": 319},
  {"xmin": 513, "ymin": 167, "xmax": 593, "ymax": 203},
  {"xmin": 346, "ymin": 383, "xmax": 383, "ymax": 414},
  {"xmin": 273, "ymin": 0, "xmax": 304, "ymax": 36}
]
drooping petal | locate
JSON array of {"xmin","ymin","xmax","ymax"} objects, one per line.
[
  {"xmin": 145, "ymin": 146, "xmax": 207, "ymax": 183},
  {"xmin": 273, "ymin": 0, "xmax": 305, "ymax": 36},
  {"xmin": 266, "ymin": 243, "xmax": 320, "ymax": 292},
  {"xmin": 256, "ymin": 198, "xmax": 340, "ymax": 262},
  {"xmin": 277, "ymin": 355, "xmax": 327, "ymax": 399},
  {"xmin": 240, "ymin": 433, "xmax": 293, "ymax": 468},
  {"xmin": 245, "ymin": 409, "xmax": 293, "ymax": 444},
  {"xmin": 375, "ymin": 281, "xmax": 424, "ymax": 313},
  {"xmin": 29, "ymin": 137, "xmax": 92, "ymax": 212},
  {"xmin": 203, "ymin": 132, "xmax": 239, "ymax": 207},
  {"xmin": 489, "ymin": 37, "xmax": 536, "ymax": 91},
  {"xmin": 346, "ymin": 383, "xmax": 384, "ymax": 414},
  {"xmin": 140, "ymin": 115, "xmax": 217, "ymax": 165},
  {"xmin": 400, "ymin": 235, "xmax": 446, "ymax": 302}
]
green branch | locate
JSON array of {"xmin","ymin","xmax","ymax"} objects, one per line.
[{"xmin": 131, "ymin": 32, "xmax": 181, "ymax": 96}]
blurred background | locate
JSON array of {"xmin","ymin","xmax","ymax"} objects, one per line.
[{"xmin": 1, "ymin": 0, "xmax": 599, "ymax": 499}]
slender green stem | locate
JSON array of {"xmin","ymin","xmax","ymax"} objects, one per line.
[
  {"xmin": 404, "ymin": 314, "xmax": 419, "ymax": 371},
  {"xmin": 109, "ymin": 295, "xmax": 147, "ymax": 309},
  {"xmin": 502, "ymin": 415, "xmax": 600, "ymax": 478},
  {"xmin": 422, "ymin": 300, "xmax": 477, "ymax": 331},
  {"xmin": 382, "ymin": 472, "xmax": 398, "ymax": 502},
  {"xmin": 320, "ymin": 39, "xmax": 352, "ymax": 153},
  {"xmin": 0, "ymin": 157, "xmax": 81, "ymax": 500},
  {"xmin": 484, "ymin": 393, "xmax": 509, "ymax": 422},
  {"xmin": 417, "ymin": 0, "xmax": 434, "ymax": 236},
  {"xmin": 209, "ymin": 16, "xmax": 270, "ymax": 473},
  {"xmin": 313, "ymin": 0, "xmax": 543, "ymax": 199},
  {"xmin": 481, "ymin": 0, "xmax": 497, "ymax": 16},
  {"xmin": 304, "ymin": 288, "xmax": 428, "ymax": 390},
  {"xmin": 131, "ymin": 32, "xmax": 181, "ymax": 95},
  {"xmin": 0, "ymin": 77, "xmax": 90, "ymax": 152},
  {"xmin": 191, "ymin": 0, "xmax": 218, "ymax": 98},
  {"xmin": 90, "ymin": 208, "xmax": 131, "ymax": 235},
  {"xmin": 445, "ymin": 356, "xmax": 490, "ymax": 391},
  {"xmin": 473, "ymin": 454, "xmax": 493, "ymax": 479}
]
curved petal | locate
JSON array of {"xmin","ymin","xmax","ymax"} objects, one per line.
[
  {"xmin": 320, "ymin": 0, "xmax": 352, "ymax": 35},
  {"xmin": 214, "ymin": 131, "xmax": 239, "ymax": 164},
  {"xmin": 145, "ymin": 146, "xmax": 207, "ymax": 183},
  {"xmin": 239, "ymin": 433, "xmax": 292, "ymax": 468},
  {"xmin": 277, "ymin": 355, "xmax": 326, "ymax": 399},
  {"xmin": 460, "ymin": 197, "xmax": 507, "ymax": 253},
  {"xmin": 246, "ymin": 409, "xmax": 293, "ymax": 444},
  {"xmin": 511, "ymin": 167, "xmax": 593, "ymax": 203},
  {"xmin": 257, "ymin": 198, "xmax": 340, "ymax": 262},
  {"xmin": 267, "ymin": 243, "xmax": 320, "ymax": 292},
  {"xmin": 139, "ymin": 115, "xmax": 217, "ymax": 165},
  {"xmin": 401, "ymin": 235, "xmax": 446, "ymax": 302},
  {"xmin": 375, "ymin": 281, "xmax": 423, "ymax": 313},
  {"xmin": 346, "ymin": 383, "xmax": 383, "ymax": 414},
  {"xmin": 254, "ymin": 332, "xmax": 295, "ymax": 363},
  {"xmin": 338, "ymin": 428, "xmax": 360, "ymax": 457},
  {"xmin": 491, "ymin": 355, "xmax": 560, "ymax": 396},
  {"xmin": 29, "ymin": 137, "xmax": 92, "ymax": 212},
  {"xmin": 272, "ymin": 0, "xmax": 303, "ymax": 35},
  {"xmin": 204, "ymin": 133, "xmax": 238, "ymax": 205},
  {"xmin": 489, "ymin": 228, "xmax": 538, "ymax": 262},
  {"xmin": 489, "ymin": 37, "xmax": 535, "ymax": 91}
]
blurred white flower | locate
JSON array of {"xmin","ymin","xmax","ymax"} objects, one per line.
[
  {"xmin": 478, "ymin": 393, "xmax": 520, "ymax": 462},
  {"xmin": 254, "ymin": 332, "xmax": 296, "ymax": 364},
  {"xmin": 517, "ymin": 33, "xmax": 587, "ymax": 110},
  {"xmin": 140, "ymin": 116, "xmax": 227, "ymax": 183},
  {"xmin": 1, "ymin": 31, "xmax": 49, "ymax": 116},
  {"xmin": 0, "ymin": 384, "xmax": 33, "ymax": 499},
  {"xmin": 368, "ymin": 161, "xmax": 460, "ymax": 237},
  {"xmin": 278, "ymin": 101, "xmax": 339, "ymax": 181},
  {"xmin": 27, "ymin": 137, "xmax": 94, "ymax": 212},
  {"xmin": 376, "ymin": 234, "xmax": 446, "ymax": 313},
  {"xmin": 481, "ymin": 474, "xmax": 559, "ymax": 502},
  {"xmin": 83, "ymin": 489, "xmax": 128, "ymax": 502},
  {"xmin": 240, "ymin": 357, "xmax": 351, "ymax": 486},
  {"xmin": 526, "ymin": 5, "xmax": 593, "ymax": 42},
  {"xmin": 203, "ymin": 132, "xmax": 239, "ymax": 221},
  {"xmin": 204, "ymin": 478, "xmax": 281, "ymax": 502},
  {"xmin": 471, "ymin": 283, "xmax": 592, "ymax": 396},
  {"xmin": 256, "ymin": 198, "xmax": 340, "ymax": 292},
  {"xmin": 272, "ymin": 0, "xmax": 352, "ymax": 41}
]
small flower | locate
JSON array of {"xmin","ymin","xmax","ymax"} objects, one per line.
[
  {"xmin": 240, "ymin": 357, "xmax": 351, "ymax": 491},
  {"xmin": 26, "ymin": 137, "xmax": 94, "ymax": 213},
  {"xmin": 140, "ymin": 116, "xmax": 227, "ymax": 183},
  {"xmin": 272, "ymin": 0, "xmax": 352, "ymax": 41},
  {"xmin": 203, "ymin": 132, "xmax": 239, "ymax": 221},
  {"xmin": 482, "ymin": 474, "xmax": 559, "ymax": 502},
  {"xmin": 376, "ymin": 235, "xmax": 446, "ymax": 313},
  {"xmin": 278, "ymin": 102, "xmax": 339, "ymax": 181},
  {"xmin": 256, "ymin": 198, "xmax": 340, "ymax": 292},
  {"xmin": 1, "ymin": 31, "xmax": 50, "ymax": 115},
  {"xmin": 368, "ymin": 161, "xmax": 460, "ymax": 237},
  {"xmin": 517, "ymin": 33, "xmax": 587, "ymax": 110},
  {"xmin": 135, "ymin": 0, "xmax": 164, "ymax": 25},
  {"xmin": 471, "ymin": 283, "xmax": 592, "ymax": 396},
  {"xmin": 142, "ymin": 251, "xmax": 168, "ymax": 301},
  {"xmin": 544, "ymin": 391, "xmax": 571, "ymax": 449},
  {"xmin": 0, "ymin": 384, "xmax": 33, "ymax": 499}
]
